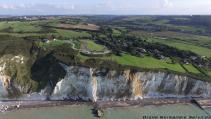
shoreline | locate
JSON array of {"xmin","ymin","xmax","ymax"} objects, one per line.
[{"xmin": 1, "ymin": 98, "xmax": 211, "ymax": 113}]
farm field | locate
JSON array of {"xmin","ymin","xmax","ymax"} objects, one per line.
[
  {"xmin": 106, "ymin": 54, "xmax": 187, "ymax": 73},
  {"xmin": 0, "ymin": 21, "xmax": 42, "ymax": 33},
  {"xmin": 150, "ymin": 38, "xmax": 211, "ymax": 57},
  {"xmin": 80, "ymin": 40, "xmax": 106, "ymax": 52},
  {"xmin": 58, "ymin": 23, "xmax": 100, "ymax": 31}
]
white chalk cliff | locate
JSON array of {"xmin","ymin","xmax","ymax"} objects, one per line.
[{"xmin": 51, "ymin": 64, "xmax": 211, "ymax": 102}]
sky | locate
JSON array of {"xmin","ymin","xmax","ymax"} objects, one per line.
[{"xmin": 0, "ymin": 0, "xmax": 211, "ymax": 15}]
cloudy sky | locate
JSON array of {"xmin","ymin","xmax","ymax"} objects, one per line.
[{"xmin": 0, "ymin": 0, "xmax": 211, "ymax": 15}]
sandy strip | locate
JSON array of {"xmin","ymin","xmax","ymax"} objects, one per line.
[
  {"xmin": 0, "ymin": 100, "xmax": 92, "ymax": 112},
  {"xmin": 1, "ymin": 98, "xmax": 211, "ymax": 112}
]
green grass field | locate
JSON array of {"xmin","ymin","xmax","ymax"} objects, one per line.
[
  {"xmin": 79, "ymin": 53, "xmax": 198, "ymax": 74},
  {"xmin": 112, "ymin": 29, "xmax": 122, "ymax": 37},
  {"xmin": 83, "ymin": 40, "xmax": 105, "ymax": 51},
  {"xmin": 167, "ymin": 24, "xmax": 206, "ymax": 34},
  {"xmin": 153, "ymin": 31, "xmax": 211, "ymax": 48},
  {"xmin": 208, "ymin": 71, "xmax": 211, "ymax": 77},
  {"xmin": 0, "ymin": 21, "xmax": 42, "ymax": 33},
  {"xmin": 0, "ymin": 20, "xmax": 91, "ymax": 39},
  {"xmin": 0, "ymin": 32, "xmax": 54, "ymax": 38},
  {"xmin": 56, "ymin": 29, "xmax": 91, "ymax": 39},
  {"xmin": 183, "ymin": 64, "xmax": 201, "ymax": 74},
  {"xmin": 78, "ymin": 53, "xmax": 191, "ymax": 73},
  {"xmin": 150, "ymin": 38, "xmax": 211, "ymax": 57},
  {"xmin": 106, "ymin": 54, "xmax": 187, "ymax": 73}
]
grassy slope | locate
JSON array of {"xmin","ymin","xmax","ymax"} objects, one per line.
[
  {"xmin": 0, "ymin": 39, "xmax": 39, "ymax": 92},
  {"xmin": 183, "ymin": 64, "xmax": 201, "ymax": 74},
  {"xmin": 56, "ymin": 29, "xmax": 91, "ymax": 39},
  {"xmin": 105, "ymin": 54, "xmax": 187, "ymax": 73},
  {"xmin": 153, "ymin": 31, "xmax": 211, "ymax": 49},
  {"xmin": 84, "ymin": 40, "xmax": 105, "ymax": 51},
  {"xmin": 79, "ymin": 53, "xmax": 200, "ymax": 74},
  {"xmin": 150, "ymin": 38, "xmax": 211, "ymax": 57}
]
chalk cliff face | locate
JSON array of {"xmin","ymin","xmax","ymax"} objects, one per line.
[
  {"xmin": 1, "ymin": 60, "xmax": 211, "ymax": 101},
  {"xmin": 51, "ymin": 64, "xmax": 211, "ymax": 102},
  {"xmin": 141, "ymin": 73, "xmax": 211, "ymax": 97},
  {"xmin": 51, "ymin": 65, "xmax": 143, "ymax": 101}
]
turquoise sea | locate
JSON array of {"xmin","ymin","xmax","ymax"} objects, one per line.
[{"xmin": 0, "ymin": 104, "xmax": 210, "ymax": 119}]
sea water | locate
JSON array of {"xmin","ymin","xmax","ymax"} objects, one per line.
[{"xmin": 0, "ymin": 104, "xmax": 210, "ymax": 119}]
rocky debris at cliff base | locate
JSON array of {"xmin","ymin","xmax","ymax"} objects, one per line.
[
  {"xmin": 0, "ymin": 105, "xmax": 9, "ymax": 112},
  {"xmin": 1, "ymin": 98, "xmax": 211, "ymax": 113},
  {"xmin": 0, "ymin": 103, "xmax": 21, "ymax": 112},
  {"xmin": 91, "ymin": 108, "xmax": 104, "ymax": 118}
]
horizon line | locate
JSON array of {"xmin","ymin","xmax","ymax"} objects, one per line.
[{"xmin": 1, "ymin": 14, "xmax": 211, "ymax": 17}]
